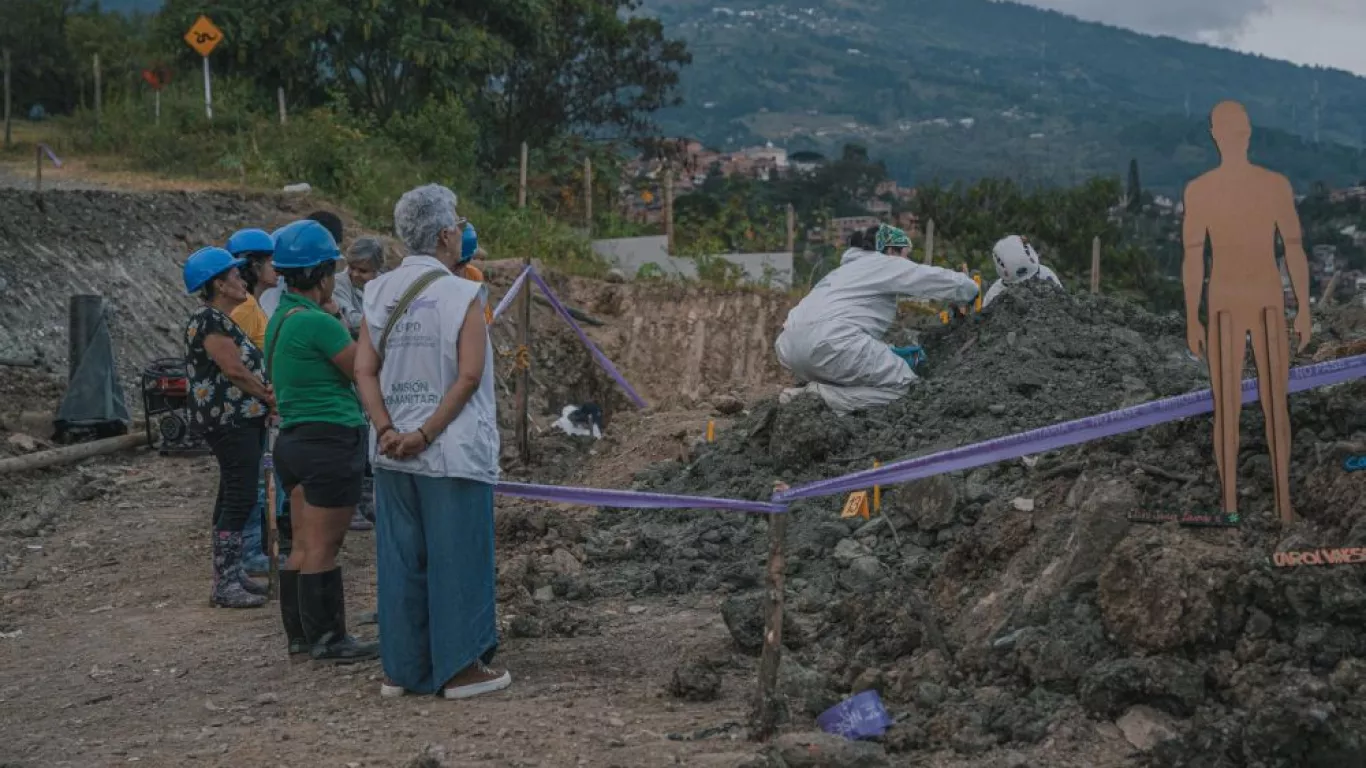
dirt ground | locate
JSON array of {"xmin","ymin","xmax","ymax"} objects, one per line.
[{"xmin": 0, "ymin": 445, "xmax": 774, "ymax": 768}]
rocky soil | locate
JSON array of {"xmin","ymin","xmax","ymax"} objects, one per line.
[{"xmin": 576, "ymin": 281, "xmax": 1366, "ymax": 767}]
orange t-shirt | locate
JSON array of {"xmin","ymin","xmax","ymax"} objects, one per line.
[
  {"xmin": 456, "ymin": 264, "xmax": 494, "ymax": 325},
  {"xmin": 229, "ymin": 293, "xmax": 268, "ymax": 349}
]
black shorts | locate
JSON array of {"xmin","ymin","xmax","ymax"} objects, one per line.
[{"xmin": 275, "ymin": 423, "xmax": 366, "ymax": 509}]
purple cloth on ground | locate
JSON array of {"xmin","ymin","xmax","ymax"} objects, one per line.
[{"xmin": 817, "ymin": 691, "xmax": 894, "ymax": 740}]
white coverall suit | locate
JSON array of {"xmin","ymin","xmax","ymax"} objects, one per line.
[
  {"xmin": 775, "ymin": 248, "xmax": 980, "ymax": 415},
  {"xmin": 981, "ymin": 264, "xmax": 1062, "ymax": 308}
]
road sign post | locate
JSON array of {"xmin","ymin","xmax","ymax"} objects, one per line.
[
  {"xmin": 142, "ymin": 66, "xmax": 171, "ymax": 126},
  {"xmin": 183, "ymin": 16, "xmax": 223, "ymax": 121}
]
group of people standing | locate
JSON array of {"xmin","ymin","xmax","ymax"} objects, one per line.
[{"xmin": 181, "ymin": 184, "xmax": 511, "ymax": 699}]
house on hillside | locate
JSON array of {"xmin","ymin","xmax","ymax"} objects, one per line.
[{"xmin": 1330, "ymin": 185, "xmax": 1366, "ymax": 203}]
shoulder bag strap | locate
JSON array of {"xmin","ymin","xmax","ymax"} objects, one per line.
[
  {"xmin": 265, "ymin": 306, "xmax": 307, "ymax": 381},
  {"xmin": 377, "ymin": 270, "xmax": 448, "ymax": 360}
]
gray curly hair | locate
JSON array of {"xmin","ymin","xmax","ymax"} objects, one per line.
[
  {"xmin": 347, "ymin": 236, "xmax": 386, "ymax": 272},
  {"xmin": 393, "ymin": 184, "xmax": 459, "ymax": 255}
]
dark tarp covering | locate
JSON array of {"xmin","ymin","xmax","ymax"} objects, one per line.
[{"xmin": 55, "ymin": 304, "xmax": 129, "ymax": 436}]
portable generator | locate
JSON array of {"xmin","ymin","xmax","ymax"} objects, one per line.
[{"xmin": 140, "ymin": 357, "xmax": 206, "ymax": 456}]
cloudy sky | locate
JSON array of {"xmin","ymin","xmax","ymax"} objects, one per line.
[{"xmin": 1019, "ymin": 0, "xmax": 1366, "ymax": 76}]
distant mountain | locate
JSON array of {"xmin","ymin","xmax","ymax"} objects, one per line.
[{"xmin": 644, "ymin": 0, "xmax": 1366, "ymax": 191}]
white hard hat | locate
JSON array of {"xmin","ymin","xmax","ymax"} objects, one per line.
[{"xmin": 992, "ymin": 235, "xmax": 1041, "ymax": 285}]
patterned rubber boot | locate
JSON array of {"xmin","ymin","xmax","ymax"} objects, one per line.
[{"xmin": 211, "ymin": 531, "xmax": 267, "ymax": 609}]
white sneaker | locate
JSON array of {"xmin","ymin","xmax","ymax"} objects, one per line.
[
  {"xmin": 379, "ymin": 681, "xmax": 408, "ymax": 698},
  {"xmin": 441, "ymin": 663, "xmax": 512, "ymax": 700}
]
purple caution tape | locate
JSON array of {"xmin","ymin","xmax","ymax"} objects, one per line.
[
  {"xmin": 528, "ymin": 268, "xmax": 648, "ymax": 409},
  {"xmin": 491, "ymin": 266, "xmax": 530, "ymax": 323},
  {"xmin": 38, "ymin": 143, "xmax": 62, "ymax": 168},
  {"xmin": 775, "ymin": 354, "xmax": 1366, "ymax": 503},
  {"xmin": 497, "ymin": 481, "xmax": 785, "ymax": 514}
]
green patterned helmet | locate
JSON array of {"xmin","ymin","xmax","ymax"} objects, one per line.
[{"xmin": 875, "ymin": 224, "xmax": 911, "ymax": 253}]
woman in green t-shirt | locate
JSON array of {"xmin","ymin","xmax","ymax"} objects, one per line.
[{"xmin": 264, "ymin": 219, "xmax": 377, "ymax": 665}]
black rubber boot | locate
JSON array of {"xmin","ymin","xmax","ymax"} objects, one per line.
[
  {"xmin": 299, "ymin": 568, "xmax": 378, "ymax": 664},
  {"xmin": 279, "ymin": 569, "xmax": 309, "ymax": 660}
]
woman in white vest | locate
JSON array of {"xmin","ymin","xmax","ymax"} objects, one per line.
[{"xmin": 352, "ymin": 183, "xmax": 509, "ymax": 701}]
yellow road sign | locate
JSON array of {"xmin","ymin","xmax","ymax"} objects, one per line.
[{"xmin": 184, "ymin": 16, "xmax": 224, "ymax": 58}]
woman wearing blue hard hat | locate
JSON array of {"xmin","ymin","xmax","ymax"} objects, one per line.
[
  {"xmin": 225, "ymin": 229, "xmax": 277, "ymax": 349},
  {"xmin": 182, "ymin": 246, "xmax": 275, "ymax": 609},
  {"xmin": 264, "ymin": 219, "xmax": 378, "ymax": 664},
  {"xmin": 224, "ymin": 228, "xmax": 283, "ymax": 577}
]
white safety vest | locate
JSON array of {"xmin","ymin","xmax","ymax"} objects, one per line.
[{"xmin": 361, "ymin": 255, "xmax": 499, "ymax": 484}]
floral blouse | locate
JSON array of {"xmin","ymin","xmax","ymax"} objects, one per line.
[{"xmin": 184, "ymin": 306, "xmax": 269, "ymax": 430}]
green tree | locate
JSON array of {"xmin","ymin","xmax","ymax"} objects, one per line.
[
  {"xmin": 153, "ymin": 0, "xmax": 688, "ymax": 168},
  {"xmin": 475, "ymin": 0, "xmax": 691, "ymax": 167},
  {"xmin": 0, "ymin": 0, "xmax": 80, "ymax": 115}
]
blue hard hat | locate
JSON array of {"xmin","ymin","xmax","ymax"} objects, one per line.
[
  {"xmin": 183, "ymin": 247, "xmax": 246, "ymax": 294},
  {"xmin": 460, "ymin": 223, "xmax": 478, "ymax": 264},
  {"xmin": 226, "ymin": 228, "xmax": 274, "ymax": 256},
  {"xmin": 271, "ymin": 219, "xmax": 341, "ymax": 269}
]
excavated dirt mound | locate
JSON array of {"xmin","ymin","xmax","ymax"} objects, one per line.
[{"xmin": 582, "ymin": 281, "xmax": 1366, "ymax": 766}]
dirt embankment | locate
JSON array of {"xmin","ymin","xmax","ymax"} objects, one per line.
[
  {"xmin": 481, "ymin": 263, "xmax": 795, "ymax": 411},
  {"xmin": 0, "ymin": 189, "xmax": 795, "ymax": 427},
  {"xmin": 577, "ymin": 281, "xmax": 1366, "ymax": 767},
  {"xmin": 0, "ymin": 189, "xmax": 335, "ymax": 388}
]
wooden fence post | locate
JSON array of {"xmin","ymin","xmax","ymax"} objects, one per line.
[
  {"xmin": 518, "ymin": 142, "xmax": 528, "ymax": 209},
  {"xmin": 584, "ymin": 157, "xmax": 593, "ymax": 236},
  {"xmin": 1090, "ymin": 236, "xmax": 1101, "ymax": 294},
  {"xmin": 786, "ymin": 204, "xmax": 795, "ymax": 253},
  {"xmin": 93, "ymin": 53, "xmax": 102, "ymax": 128},
  {"xmin": 923, "ymin": 219, "xmax": 935, "ymax": 265},
  {"xmin": 3, "ymin": 49, "xmax": 11, "ymax": 150},
  {"xmin": 277, "ymin": 86, "xmax": 287, "ymax": 125},
  {"xmin": 665, "ymin": 169, "xmax": 675, "ymax": 254},
  {"xmin": 750, "ymin": 512, "xmax": 789, "ymax": 741}
]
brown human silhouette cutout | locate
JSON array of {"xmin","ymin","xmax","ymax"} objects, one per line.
[{"xmin": 1182, "ymin": 101, "xmax": 1311, "ymax": 525}]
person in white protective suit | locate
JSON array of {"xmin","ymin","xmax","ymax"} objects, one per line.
[
  {"xmin": 981, "ymin": 235, "xmax": 1064, "ymax": 309},
  {"xmin": 775, "ymin": 223, "xmax": 981, "ymax": 415}
]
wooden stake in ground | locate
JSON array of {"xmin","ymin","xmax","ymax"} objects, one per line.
[
  {"xmin": 786, "ymin": 204, "xmax": 796, "ymax": 253},
  {"xmin": 264, "ymin": 429, "xmax": 280, "ymax": 599},
  {"xmin": 1320, "ymin": 271, "xmax": 1341, "ymax": 307},
  {"xmin": 518, "ymin": 142, "xmax": 528, "ymax": 209},
  {"xmin": 584, "ymin": 157, "xmax": 593, "ymax": 237},
  {"xmin": 514, "ymin": 256, "xmax": 533, "ymax": 464},
  {"xmin": 1090, "ymin": 236, "xmax": 1101, "ymax": 294},
  {"xmin": 277, "ymin": 86, "xmax": 287, "ymax": 125},
  {"xmin": 750, "ymin": 511, "xmax": 789, "ymax": 742},
  {"xmin": 664, "ymin": 169, "xmax": 675, "ymax": 254},
  {"xmin": 93, "ymin": 54, "xmax": 102, "ymax": 128},
  {"xmin": 3, "ymin": 49, "xmax": 12, "ymax": 150},
  {"xmin": 923, "ymin": 219, "xmax": 935, "ymax": 265}
]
